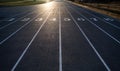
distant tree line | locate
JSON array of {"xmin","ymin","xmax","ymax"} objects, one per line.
[
  {"xmin": 69, "ymin": 0, "xmax": 119, "ymax": 3},
  {"xmin": 0, "ymin": 0, "xmax": 24, "ymax": 2},
  {"xmin": 0, "ymin": 0, "xmax": 38, "ymax": 2}
]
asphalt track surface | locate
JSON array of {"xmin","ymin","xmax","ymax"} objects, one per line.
[{"xmin": 0, "ymin": 1, "xmax": 120, "ymax": 71}]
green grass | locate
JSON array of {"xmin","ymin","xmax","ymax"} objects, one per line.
[{"xmin": 0, "ymin": 1, "xmax": 46, "ymax": 6}]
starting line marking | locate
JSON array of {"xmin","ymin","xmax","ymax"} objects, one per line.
[
  {"xmin": 5, "ymin": 17, "xmax": 115, "ymax": 22},
  {"xmin": 35, "ymin": 18, "xmax": 43, "ymax": 21},
  {"xmin": 21, "ymin": 18, "xmax": 30, "ymax": 21}
]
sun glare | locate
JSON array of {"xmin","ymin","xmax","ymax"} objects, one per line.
[
  {"xmin": 46, "ymin": 0, "xmax": 50, "ymax": 2},
  {"xmin": 44, "ymin": 2, "xmax": 53, "ymax": 8}
]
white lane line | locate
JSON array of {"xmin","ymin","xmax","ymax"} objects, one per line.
[
  {"xmin": 59, "ymin": 7, "xmax": 62, "ymax": 71},
  {"xmin": 66, "ymin": 6, "xmax": 111, "ymax": 71},
  {"xmin": 67, "ymin": 3, "xmax": 120, "ymax": 29},
  {"xmin": 8, "ymin": 18, "xmax": 16, "ymax": 21},
  {"xmin": 11, "ymin": 8, "xmax": 52, "ymax": 71},
  {"xmin": 69, "ymin": 7, "xmax": 120, "ymax": 44},
  {"xmin": 67, "ymin": 2, "xmax": 119, "ymax": 22},
  {"xmin": 0, "ymin": 10, "xmax": 47, "ymax": 45},
  {"xmin": 79, "ymin": 7, "xmax": 120, "ymax": 29},
  {"xmin": 8, "ymin": 10, "xmax": 31, "ymax": 19},
  {"xmin": 0, "ymin": 10, "xmax": 36, "ymax": 30}
]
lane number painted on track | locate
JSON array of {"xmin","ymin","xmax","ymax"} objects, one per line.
[
  {"xmin": 104, "ymin": 18, "xmax": 114, "ymax": 21},
  {"xmin": 50, "ymin": 18, "xmax": 57, "ymax": 21},
  {"xmin": 21, "ymin": 18, "xmax": 30, "ymax": 21},
  {"xmin": 35, "ymin": 18, "xmax": 43, "ymax": 21},
  {"xmin": 6, "ymin": 17, "xmax": 115, "ymax": 22},
  {"xmin": 90, "ymin": 18, "xmax": 98, "ymax": 21},
  {"xmin": 77, "ymin": 18, "xmax": 85, "ymax": 21},
  {"xmin": 64, "ymin": 18, "xmax": 71, "ymax": 21}
]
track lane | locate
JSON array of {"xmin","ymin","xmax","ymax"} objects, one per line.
[
  {"xmin": 66, "ymin": 2, "xmax": 120, "ymax": 27},
  {"xmin": 65, "ymin": 2, "xmax": 120, "ymax": 71},
  {"xmin": 0, "ymin": 7, "xmax": 53, "ymax": 71},
  {"xmin": 67, "ymin": 3, "xmax": 120, "ymax": 44},
  {"xmin": 0, "ymin": 8, "xmax": 50, "ymax": 44},
  {"xmin": 14, "ymin": 6, "xmax": 59, "ymax": 71},
  {"xmin": 0, "ymin": 1, "xmax": 120, "ymax": 71},
  {"xmin": 61, "ymin": 4, "xmax": 108, "ymax": 71},
  {"xmin": 0, "ymin": 3, "xmax": 51, "ymax": 29},
  {"xmin": 65, "ymin": 2, "xmax": 120, "ymax": 41}
]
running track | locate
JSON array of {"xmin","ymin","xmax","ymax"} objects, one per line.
[{"xmin": 0, "ymin": 1, "xmax": 120, "ymax": 71}]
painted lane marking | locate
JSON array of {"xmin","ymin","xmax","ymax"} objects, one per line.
[
  {"xmin": 75, "ymin": 6, "xmax": 120, "ymax": 29},
  {"xmin": 64, "ymin": 18, "xmax": 71, "ymax": 21},
  {"xmin": 0, "ymin": 10, "xmax": 37, "ymax": 30},
  {"xmin": 90, "ymin": 18, "xmax": 98, "ymax": 21},
  {"xmin": 70, "ymin": 6, "xmax": 120, "ymax": 44},
  {"xmin": 7, "ymin": 10, "xmax": 31, "ymax": 19},
  {"xmin": 11, "ymin": 8, "xmax": 53, "ymax": 71},
  {"xmin": 0, "ymin": 10, "xmax": 47, "ymax": 45},
  {"xmin": 66, "ymin": 6, "xmax": 111, "ymax": 71},
  {"xmin": 35, "ymin": 18, "xmax": 43, "ymax": 21},
  {"xmin": 50, "ymin": 18, "xmax": 57, "ymax": 21},
  {"xmin": 21, "ymin": 18, "xmax": 30, "ymax": 22},
  {"xmin": 59, "ymin": 7, "xmax": 62, "ymax": 71},
  {"xmin": 104, "ymin": 18, "xmax": 114, "ymax": 21},
  {"xmin": 77, "ymin": 18, "xmax": 85, "ymax": 21},
  {"xmin": 8, "ymin": 18, "xmax": 16, "ymax": 21}
]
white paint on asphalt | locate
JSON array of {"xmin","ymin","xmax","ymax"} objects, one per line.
[
  {"xmin": 8, "ymin": 18, "xmax": 15, "ymax": 21},
  {"xmin": 70, "ymin": 6, "xmax": 120, "ymax": 44},
  {"xmin": 11, "ymin": 8, "xmax": 53, "ymax": 71},
  {"xmin": 90, "ymin": 18, "xmax": 98, "ymax": 21},
  {"xmin": 50, "ymin": 18, "xmax": 57, "ymax": 21},
  {"xmin": 64, "ymin": 18, "xmax": 71, "ymax": 21},
  {"xmin": 66, "ymin": 6, "xmax": 111, "ymax": 71},
  {"xmin": 7, "ymin": 10, "xmax": 31, "ymax": 19},
  {"xmin": 77, "ymin": 18, "xmax": 85, "ymax": 21},
  {"xmin": 35, "ymin": 18, "xmax": 43, "ymax": 21},
  {"xmin": 59, "ymin": 7, "xmax": 62, "ymax": 71},
  {"xmin": 0, "ymin": 10, "xmax": 36, "ymax": 30},
  {"xmin": 77, "ymin": 6, "xmax": 120, "ymax": 29},
  {"xmin": 21, "ymin": 18, "xmax": 30, "ymax": 21},
  {"xmin": 0, "ymin": 10, "xmax": 47, "ymax": 45},
  {"xmin": 104, "ymin": 18, "xmax": 114, "ymax": 21}
]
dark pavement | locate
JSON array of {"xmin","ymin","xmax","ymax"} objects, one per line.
[{"xmin": 0, "ymin": 1, "xmax": 120, "ymax": 71}]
